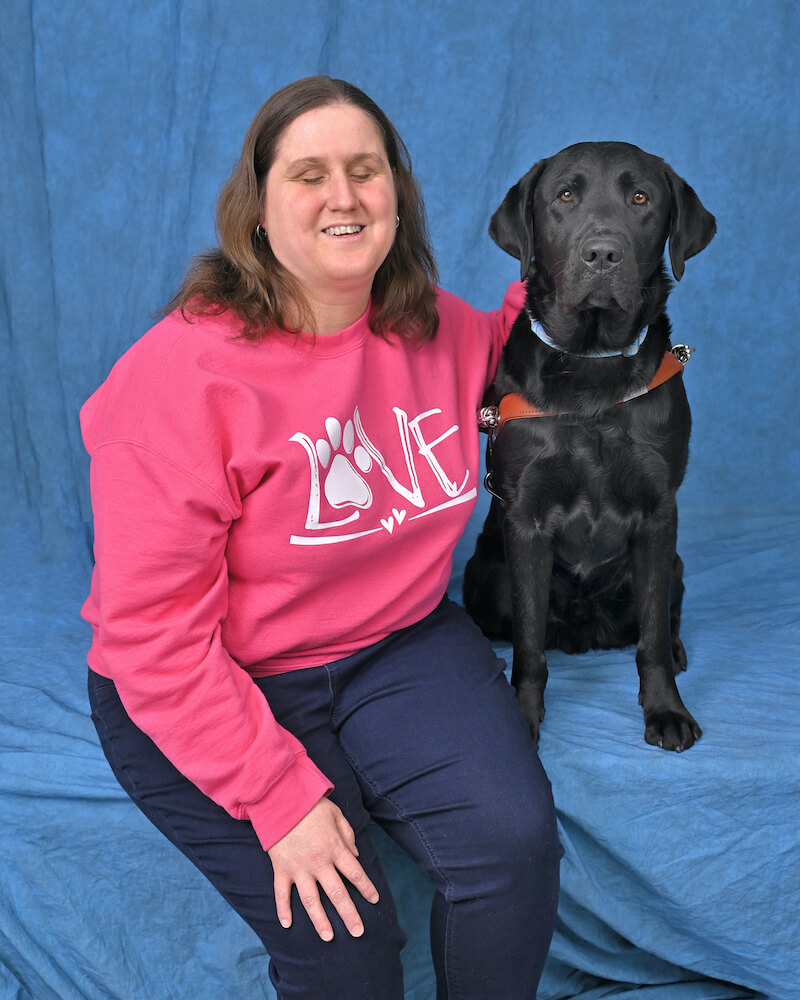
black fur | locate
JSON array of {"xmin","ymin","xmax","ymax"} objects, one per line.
[{"xmin": 464, "ymin": 142, "xmax": 716, "ymax": 751}]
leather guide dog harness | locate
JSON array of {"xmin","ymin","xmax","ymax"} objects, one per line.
[{"xmin": 478, "ymin": 332, "xmax": 695, "ymax": 502}]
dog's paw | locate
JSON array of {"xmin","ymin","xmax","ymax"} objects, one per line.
[
  {"xmin": 515, "ymin": 682, "xmax": 546, "ymax": 744},
  {"xmin": 643, "ymin": 709, "xmax": 702, "ymax": 752}
]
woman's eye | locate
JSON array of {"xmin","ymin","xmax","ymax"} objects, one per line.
[
  {"xmin": 352, "ymin": 172, "xmax": 372, "ymax": 182},
  {"xmin": 559, "ymin": 190, "xmax": 573, "ymax": 203},
  {"xmin": 301, "ymin": 176, "xmax": 324, "ymax": 185},
  {"xmin": 633, "ymin": 191, "xmax": 648, "ymax": 205}
]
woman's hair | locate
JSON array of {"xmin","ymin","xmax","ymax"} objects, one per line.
[{"xmin": 167, "ymin": 76, "xmax": 439, "ymax": 341}]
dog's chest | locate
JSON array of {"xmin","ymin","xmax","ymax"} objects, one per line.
[{"xmin": 502, "ymin": 414, "xmax": 667, "ymax": 542}]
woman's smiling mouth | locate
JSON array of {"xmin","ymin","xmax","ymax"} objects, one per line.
[{"xmin": 323, "ymin": 225, "xmax": 364, "ymax": 236}]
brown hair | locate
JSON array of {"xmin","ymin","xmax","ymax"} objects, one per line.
[{"xmin": 167, "ymin": 76, "xmax": 439, "ymax": 341}]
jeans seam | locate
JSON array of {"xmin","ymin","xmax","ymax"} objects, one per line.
[
  {"xmin": 341, "ymin": 742, "xmax": 453, "ymax": 895},
  {"xmin": 445, "ymin": 898, "xmax": 457, "ymax": 1000},
  {"xmin": 324, "ymin": 662, "xmax": 337, "ymax": 732},
  {"xmin": 354, "ymin": 763, "xmax": 457, "ymax": 998},
  {"xmin": 325, "ymin": 661, "xmax": 451, "ymax": 897}
]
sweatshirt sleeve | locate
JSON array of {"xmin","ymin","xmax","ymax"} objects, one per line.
[
  {"xmin": 481, "ymin": 280, "xmax": 527, "ymax": 390},
  {"xmin": 84, "ymin": 439, "xmax": 333, "ymax": 851}
]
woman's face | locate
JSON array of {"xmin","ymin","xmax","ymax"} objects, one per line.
[{"xmin": 262, "ymin": 103, "xmax": 398, "ymax": 319}]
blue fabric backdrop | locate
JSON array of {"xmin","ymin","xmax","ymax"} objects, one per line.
[{"xmin": 1, "ymin": 2, "xmax": 798, "ymax": 998}]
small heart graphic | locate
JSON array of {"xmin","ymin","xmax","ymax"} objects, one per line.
[
  {"xmin": 380, "ymin": 517, "xmax": 395, "ymax": 533},
  {"xmin": 392, "ymin": 508, "xmax": 407, "ymax": 525}
]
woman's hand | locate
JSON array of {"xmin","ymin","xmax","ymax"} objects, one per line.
[{"xmin": 267, "ymin": 797, "xmax": 380, "ymax": 941}]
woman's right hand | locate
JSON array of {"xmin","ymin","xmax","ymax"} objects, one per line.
[{"xmin": 267, "ymin": 797, "xmax": 380, "ymax": 941}]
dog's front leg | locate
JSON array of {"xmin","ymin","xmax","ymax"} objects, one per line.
[
  {"xmin": 504, "ymin": 518, "xmax": 554, "ymax": 743},
  {"xmin": 631, "ymin": 505, "xmax": 702, "ymax": 751}
]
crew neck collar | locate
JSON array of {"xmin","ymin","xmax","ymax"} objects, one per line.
[{"xmin": 275, "ymin": 301, "xmax": 374, "ymax": 358}]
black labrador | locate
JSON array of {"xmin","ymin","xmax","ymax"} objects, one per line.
[{"xmin": 464, "ymin": 142, "xmax": 716, "ymax": 751}]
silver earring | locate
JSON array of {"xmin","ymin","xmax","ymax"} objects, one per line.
[
  {"xmin": 255, "ymin": 224, "xmax": 267, "ymax": 239},
  {"xmin": 395, "ymin": 215, "xmax": 400, "ymax": 229}
]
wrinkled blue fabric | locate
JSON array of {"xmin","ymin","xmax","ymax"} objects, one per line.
[{"xmin": 1, "ymin": 1, "xmax": 798, "ymax": 998}]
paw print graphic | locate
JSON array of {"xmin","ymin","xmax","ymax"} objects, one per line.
[{"xmin": 316, "ymin": 416, "xmax": 374, "ymax": 510}]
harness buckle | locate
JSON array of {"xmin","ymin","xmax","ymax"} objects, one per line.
[
  {"xmin": 477, "ymin": 405, "xmax": 500, "ymax": 431},
  {"xmin": 671, "ymin": 344, "xmax": 695, "ymax": 365}
]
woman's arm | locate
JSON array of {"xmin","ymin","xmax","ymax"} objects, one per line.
[{"xmin": 85, "ymin": 440, "xmax": 332, "ymax": 850}]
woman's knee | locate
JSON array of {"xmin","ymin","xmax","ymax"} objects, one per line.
[
  {"xmin": 509, "ymin": 792, "xmax": 562, "ymax": 901},
  {"xmin": 443, "ymin": 761, "xmax": 561, "ymax": 904}
]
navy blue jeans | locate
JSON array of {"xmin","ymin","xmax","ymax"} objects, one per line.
[{"xmin": 89, "ymin": 597, "xmax": 560, "ymax": 999}]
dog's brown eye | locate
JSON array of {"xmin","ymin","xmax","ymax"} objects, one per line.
[
  {"xmin": 633, "ymin": 191, "xmax": 648, "ymax": 205},
  {"xmin": 559, "ymin": 190, "xmax": 573, "ymax": 203}
]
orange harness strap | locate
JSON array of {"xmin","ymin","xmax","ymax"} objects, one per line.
[{"xmin": 481, "ymin": 349, "xmax": 689, "ymax": 431}]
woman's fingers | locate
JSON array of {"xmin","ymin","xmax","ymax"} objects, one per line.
[
  {"xmin": 296, "ymin": 874, "xmax": 338, "ymax": 941},
  {"xmin": 316, "ymin": 870, "xmax": 364, "ymax": 940},
  {"xmin": 268, "ymin": 798, "xmax": 380, "ymax": 941},
  {"xmin": 336, "ymin": 808, "xmax": 360, "ymax": 855},
  {"xmin": 293, "ymin": 844, "xmax": 379, "ymax": 940},
  {"xmin": 273, "ymin": 870, "xmax": 294, "ymax": 930},
  {"xmin": 333, "ymin": 845, "xmax": 380, "ymax": 907},
  {"xmin": 279, "ymin": 859, "xmax": 372, "ymax": 941}
]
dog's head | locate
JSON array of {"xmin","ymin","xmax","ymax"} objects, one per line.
[{"xmin": 490, "ymin": 142, "xmax": 716, "ymax": 318}]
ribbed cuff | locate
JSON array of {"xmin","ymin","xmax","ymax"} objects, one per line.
[{"xmin": 245, "ymin": 755, "xmax": 334, "ymax": 852}]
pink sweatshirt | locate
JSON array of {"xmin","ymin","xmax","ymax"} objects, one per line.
[{"xmin": 81, "ymin": 282, "xmax": 525, "ymax": 850}]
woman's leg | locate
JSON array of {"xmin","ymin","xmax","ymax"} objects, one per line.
[
  {"xmin": 88, "ymin": 668, "xmax": 406, "ymax": 1000},
  {"xmin": 324, "ymin": 597, "xmax": 562, "ymax": 1000}
]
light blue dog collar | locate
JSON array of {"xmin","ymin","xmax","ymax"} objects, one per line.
[{"xmin": 529, "ymin": 313, "xmax": 649, "ymax": 358}]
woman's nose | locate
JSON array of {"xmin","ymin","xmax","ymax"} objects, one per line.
[{"xmin": 326, "ymin": 171, "xmax": 359, "ymax": 209}]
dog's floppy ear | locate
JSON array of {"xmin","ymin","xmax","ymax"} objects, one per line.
[
  {"xmin": 664, "ymin": 167, "xmax": 717, "ymax": 281},
  {"xmin": 489, "ymin": 159, "xmax": 548, "ymax": 281}
]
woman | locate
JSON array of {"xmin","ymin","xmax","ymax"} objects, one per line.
[{"xmin": 82, "ymin": 75, "xmax": 560, "ymax": 999}]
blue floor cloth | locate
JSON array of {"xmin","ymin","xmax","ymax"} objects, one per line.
[{"xmin": 1, "ymin": 509, "xmax": 796, "ymax": 1000}]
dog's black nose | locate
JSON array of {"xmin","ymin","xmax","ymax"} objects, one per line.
[{"xmin": 580, "ymin": 236, "xmax": 624, "ymax": 271}]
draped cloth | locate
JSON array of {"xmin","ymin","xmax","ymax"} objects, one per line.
[{"xmin": 2, "ymin": 2, "xmax": 798, "ymax": 997}]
